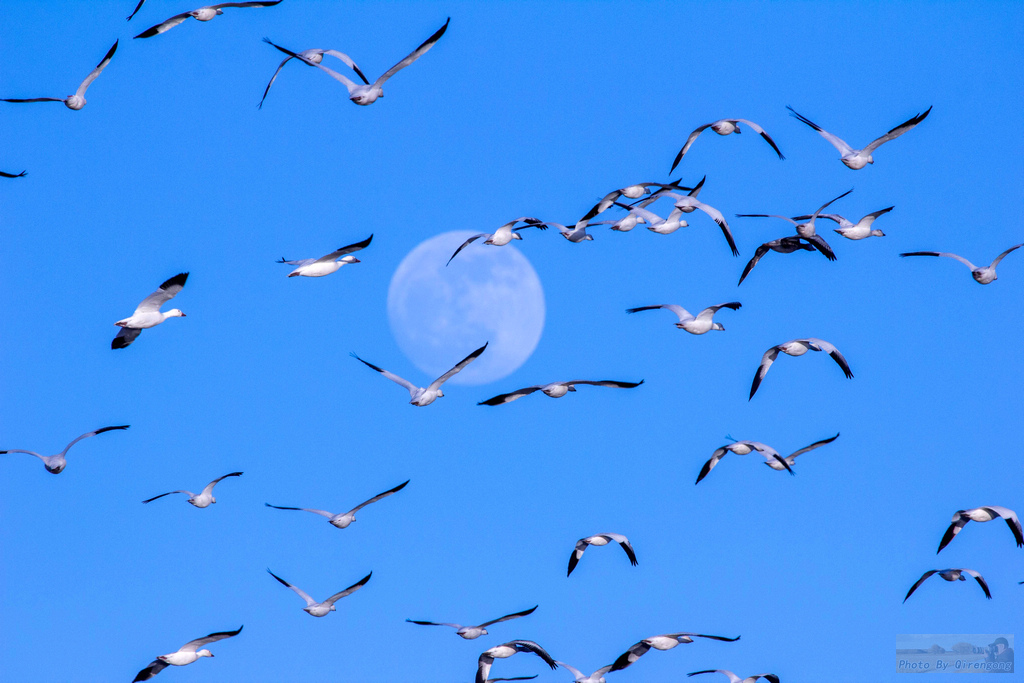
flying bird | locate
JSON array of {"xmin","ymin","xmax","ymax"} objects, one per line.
[
  {"xmin": 904, "ymin": 569, "xmax": 991, "ymax": 602},
  {"xmin": 277, "ymin": 235, "xmax": 372, "ymax": 277},
  {"xmin": 695, "ymin": 440, "xmax": 793, "ymax": 485},
  {"xmin": 112, "ymin": 273, "xmax": 189, "ymax": 349},
  {"xmin": 626, "ymin": 302, "xmax": 741, "ymax": 335},
  {"xmin": 762, "ymin": 433, "xmax": 840, "ymax": 471},
  {"xmin": 610, "ymin": 633, "xmax": 741, "ymax": 672},
  {"xmin": 580, "ymin": 180, "xmax": 690, "ymax": 222},
  {"xmin": 405, "ymin": 605, "xmax": 538, "ymax": 640},
  {"xmin": 132, "ymin": 626, "xmax": 242, "ymax": 681},
  {"xmin": 478, "ymin": 380, "xmax": 643, "ymax": 406},
  {"xmin": 567, "ymin": 534, "xmax": 637, "ymax": 576},
  {"xmin": 265, "ymin": 479, "xmax": 409, "ymax": 528},
  {"xmin": 260, "ymin": 48, "xmax": 368, "ymax": 108},
  {"xmin": 641, "ymin": 178, "xmax": 739, "ymax": 255},
  {"xmin": 536, "ymin": 220, "xmax": 596, "ymax": 242},
  {"xmin": 447, "ymin": 218, "xmax": 546, "ymax": 266},
  {"xmin": 788, "ymin": 104, "xmax": 931, "ymax": 169},
  {"xmin": 476, "ymin": 640, "xmax": 557, "ymax": 683},
  {"xmin": 351, "ymin": 343, "xmax": 487, "ymax": 406},
  {"xmin": 1, "ymin": 170, "xmax": 27, "ymax": 178},
  {"xmin": 1, "ymin": 40, "xmax": 117, "ymax": 110},
  {"xmin": 142, "ymin": 472, "xmax": 243, "ymax": 507},
  {"xmin": 794, "ymin": 207, "xmax": 893, "ymax": 240},
  {"xmin": 688, "ymin": 670, "xmax": 780, "ymax": 683},
  {"xmin": 267, "ymin": 569, "xmax": 371, "ymax": 617},
  {"xmin": 555, "ymin": 661, "xmax": 614, "ymax": 683},
  {"xmin": 749, "ymin": 338, "xmax": 853, "ymax": 400},
  {"xmin": 899, "ymin": 244, "xmax": 1022, "ymax": 284},
  {"xmin": 134, "ymin": 2, "xmax": 283, "ymax": 39},
  {"xmin": 670, "ymin": 118, "xmax": 784, "ymax": 173},
  {"xmin": 262, "ymin": 18, "xmax": 449, "ymax": 106},
  {"xmin": 736, "ymin": 188, "xmax": 852, "ymax": 261},
  {"xmin": 937, "ymin": 506, "xmax": 1023, "ymax": 554},
  {"xmin": 737, "ymin": 236, "xmax": 817, "ymax": 286},
  {"xmin": 1, "ymin": 425, "xmax": 129, "ymax": 474}
]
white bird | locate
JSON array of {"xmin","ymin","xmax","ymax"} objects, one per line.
[
  {"xmin": 794, "ymin": 207, "xmax": 893, "ymax": 240},
  {"xmin": 555, "ymin": 661, "xmax": 614, "ymax": 683},
  {"xmin": 267, "ymin": 569, "xmax": 371, "ymax": 617},
  {"xmin": 614, "ymin": 202, "xmax": 688, "ymax": 236},
  {"xmin": 641, "ymin": 178, "xmax": 739, "ymax": 255},
  {"xmin": 688, "ymin": 669, "xmax": 780, "ymax": 683},
  {"xmin": 265, "ymin": 479, "xmax": 409, "ymax": 528},
  {"xmin": 626, "ymin": 302, "xmax": 741, "ymax": 335},
  {"xmin": 670, "ymin": 118, "xmax": 785, "ymax": 172},
  {"xmin": 1, "ymin": 41, "xmax": 118, "ymax": 110},
  {"xmin": 277, "ymin": 235, "xmax": 372, "ymax": 277},
  {"xmin": 737, "ymin": 236, "xmax": 817, "ymax": 286},
  {"xmin": 788, "ymin": 104, "xmax": 931, "ymax": 169},
  {"xmin": 351, "ymin": 343, "xmax": 487, "ymax": 406},
  {"xmin": 937, "ymin": 506, "xmax": 1023, "ymax": 554},
  {"xmin": 478, "ymin": 380, "xmax": 643, "ymax": 406},
  {"xmin": 1, "ymin": 170, "xmax": 27, "ymax": 178},
  {"xmin": 134, "ymin": 2, "xmax": 283, "ymax": 39},
  {"xmin": 610, "ymin": 633, "xmax": 741, "ymax": 672},
  {"xmin": 260, "ymin": 49, "xmax": 368, "ymax": 108},
  {"xmin": 447, "ymin": 218, "xmax": 546, "ymax": 266},
  {"xmin": 736, "ymin": 188, "xmax": 853, "ymax": 261},
  {"xmin": 762, "ymin": 433, "xmax": 840, "ymax": 471},
  {"xmin": 262, "ymin": 18, "xmax": 449, "ymax": 106},
  {"xmin": 579, "ymin": 180, "xmax": 690, "ymax": 222},
  {"xmin": 476, "ymin": 640, "xmax": 558, "ymax": 683},
  {"xmin": 1, "ymin": 425, "xmax": 129, "ymax": 474},
  {"xmin": 899, "ymin": 244, "xmax": 1022, "ymax": 284},
  {"xmin": 133, "ymin": 626, "xmax": 242, "ymax": 681},
  {"xmin": 112, "ymin": 273, "xmax": 189, "ymax": 349},
  {"xmin": 695, "ymin": 440, "xmax": 793, "ymax": 484},
  {"xmin": 904, "ymin": 569, "xmax": 991, "ymax": 602},
  {"xmin": 538, "ymin": 220, "xmax": 596, "ymax": 242},
  {"xmin": 749, "ymin": 338, "xmax": 853, "ymax": 400},
  {"xmin": 567, "ymin": 533, "xmax": 637, "ymax": 576},
  {"xmin": 142, "ymin": 471, "xmax": 243, "ymax": 507},
  {"xmin": 405, "ymin": 605, "xmax": 538, "ymax": 640}
]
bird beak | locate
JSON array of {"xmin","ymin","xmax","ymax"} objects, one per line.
[{"xmin": 350, "ymin": 258, "xmax": 361, "ymax": 263}]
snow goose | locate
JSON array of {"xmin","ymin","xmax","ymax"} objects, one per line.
[
  {"xmin": 133, "ymin": 626, "xmax": 242, "ymax": 681},
  {"xmin": 536, "ymin": 220, "xmax": 595, "ymax": 242},
  {"xmin": 277, "ymin": 235, "xmax": 372, "ymax": 277},
  {"xmin": 580, "ymin": 180, "xmax": 690, "ymax": 222},
  {"xmin": 641, "ymin": 178, "xmax": 739, "ymax": 255},
  {"xmin": 134, "ymin": 2, "xmax": 283, "ymax": 39},
  {"xmin": 351, "ymin": 343, "xmax": 487, "ymax": 406},
  {"xmin": 610, "ymin": 633, "xmax": 741, "ymax": 672},
  {"xmin": 688, "ymin": 670, "xmax": 780, "ymax": 683},
  {"xmin": 670, "ymin": 118, "xmax": 785, "ymax": 173},
  {"xmin": 567, "ymin": 534, "xmax": 637, "ymax": 576},
  {"xmin": 476, "ymin": 640, "xmax": 558, "ymax": 683},
  {"xmin": 904, "ymin": 569, "xmax": 991, "ymax": 602},
  {"xmin": 259, "ymin": 48, "xmax": 368, "ymax": 108},
  {"xmin": 1, "ymin": 170, "xmax": 27, "ymax": 178},
  {"xmin": 142, "ymin": 472, "xmax": 243, "ymax": 507},
  {"xmin": 899, "ymin": 244, "xmax": 1022, "ymax": 284},
  {"xmin": 265, "ymin": 479, "xmax": 409, "ymax": 528},
  {"xmin": 478, "ymin": 380, "xmax": 643, "ymax": 406},
  {"xmin": 737, "ymin": 236, "xmax": 817, "ymax": 286},
  {"xmin": 762, "ymin": 433, "xmax": 840, "ymax": 471},
  {"xmin": 267, "ymin": 569, "xmax": 371, "ymax": 617},
  {"xmin": 112, "ymin": 273, "xmax": 188, "ymax": 349},
  {"xmin": 736, "ymin": 189, "xmax": 852, "ymax": 261},
  {"xmin": 262, "ymin": 18, "xmax": 449, "ymax": 106},
  {"xmin": 614, "ymin": 201, "xmax": 688, "ymax": 236},
  {"xmin": 406, "ymin": 605, "xmax": 537, "ymax": 640},
  {"xmin": 788, "ymin": 104, "xmax": 931, "ymax": 169},
  {"xmin": 1, "ymin": 41, "xmax": 117, "ymax": 111},
  {"xmin": 626, "ymin": 302, "xmax": 741, "ymax": 334},
  {"xmin": 555, "ymin": 661, "xmax": 614, "ymax": 683},
  {"xmin": 937, "ymin": 506, "xmax": 1023, "ymax": 554},
  {"xmin": 695, "ymin": 440, "xmax": 792, "ymax": 484},
  {"xmin": 447, "ymin": 218, "xmax": 546, "ymax": 266},
  {"xmin": 1, "ymin": 425, "xmax": 129, "ymax": 474},
  {"xmin": 749, "ymin": 338, "xmax": 853, "ymax": 400},
  {"xmin": 794, "ymin": 206, "xmax": 893, "ymax": 240}
]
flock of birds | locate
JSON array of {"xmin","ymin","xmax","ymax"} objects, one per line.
[{"xmin": 2, "ymin": 3, "xmax": 1021, "ymax": 682}]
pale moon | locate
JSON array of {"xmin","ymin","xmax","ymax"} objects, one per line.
[{"xmin": 387, "ymin": 231, "xmax": 545, "ymax": 386}]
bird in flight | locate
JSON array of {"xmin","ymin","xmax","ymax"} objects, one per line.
[
  {"xmin": 2, "ymin": 425, "xmax": 129, "ymax": 474},
  {"xmin": 567, "ymin": 534, "xmax": 638, "ymax": 576},
  {"xmin": 447, "ymin": 218, "xmax": 546, "ymax": 266},
  {"xmin": 476, "ymin": 640, "xmax": 557, "ymax": 683},
  {"xmin": 626, "ymin": 301, "xmax": 741, "ymax": 335},
  {"xmin": 277, "ymin": 235, "xmax": 372, "ymax": 277},
  {"xmin": 749, "ymin": 338, "xmax": 853, "ymax": 400},
  {"xmin": 133, "ymin": 626, "xmax": 243, "ymax": 681},
  {"xmin": 142, "ymin": 472, "xmax": 243, "ymax": 507},
  {"xmin": 936, "ymin": 506, "xmax": 1023, "ymax": 554},
  {"xmin": 112, "ymin": 273, "xmax": 189, "ymax": 349},
  {"xmin": 904, "ymin": 569, "xmax": 991, "ymax": 602},
  {"xmin": 134, "ymin": 2, "xmax": 283, "ymax": 39},
  {"xmin": 670, "ymin": 118, "xmax": 784, "ymax": 173},
  {"xmin": 267, "ymin": 569, "xmax": 371, "ymax": 617},
  {"xmin": 260, "ymin": 48, "xmax": 369, "ymax": 109},
  {"xmin": 265, "ymin": 480, "xmax": 409, "ymax": 528},
  {"xmin": 788, "ymin": 104, "xmax": 931, "ymax": 169},
  {"xmin": 610, "ymin": 633, "xmax": 741, "ymax": 672},
  {"xmin": 899, "ymin": 244, "xmax": 1022, "ymax": 284},
  {"xmin": 351, "ymin": 343, "xmax": 487, "ymax": 406},
  {"xmin": 406, "ymin": 605, "xmax": 538, "ymax": 640},
  {"xmin": 479, "ymin": 380, "xmax": 643, "ymax": 406},
  {"xmin": 2, "ymin": 40, "xmax": 118, "ymax": 110}
]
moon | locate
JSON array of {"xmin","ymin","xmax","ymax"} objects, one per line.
[{"xmin": 387, "ymin": 231, "xmax": 545, "ymax": 386}]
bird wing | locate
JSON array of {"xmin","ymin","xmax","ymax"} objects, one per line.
[
  {"xmin": 800, "ymin": 338, "xmax": 853, "ymax": 378},
  {"xmin": 59, "ymin": 425, "xmax": 129, "ymax": 457},
  {"xmin": 314, "ymin": 234, "xmax": 373, "ymax": 263},
  {"xmin": 786, "ymin": 105, "xmax": 854, "ymax": 156},
  {"xmin": 212, "ymin": 1, "xmax": 284, "ymax": 8},
  {"xmin": 112, "ymin": 327, "xmax": 143, "ymax": 349},
  {"xmin": 350, "ymin": 353, "xmax": 419, "ymax": 396},
  {"xmin": 1, "ymin": 449, "xmax": 46, "ymax": 463},
  {"xmin": 898, "ymin": 251, "xmax": 977, "ymax": 271},
  {"xmin": 277, "ymin": 257, "xmax": 316, "ymax": 266},
  {"xmin": 267, "ymin": 570, "xmax": 317, "ymax": 607},
  {"xmin": 611, "ymin": 640, "xmax": 651, "ymax": 671},
  {"xmin": 373, "ymin": 18, "xmax": 450, "ymax": 89},
  {"xmin": 127, "ymin": 0, "xmax": 148, "ymax": 20},
  {"xmin": 735, "ymin": 213, "xmax": 798, "ymax": 226},
  {"xmin": 734, "ymin": 119, "xmax": 786, "ymax": 159},
  {"xmin": 990, "ymin": 243, "xmax": 1023, "ymax": 268},
  {"xmin": 264, "ymin": 503, "xmax": 337, "ymax": 519},
  {"xmin": 626, "ymin": 304, "xmax": 693, "ymax": 323},
  {"xmin": 509, "ymin": 641, "xmax": 557, "ymax": 668},
  {"xmin": 695, "ymin": 302, "xmax": 742, "ymax": 323},
  {"xmin": 75, "ymin": 40, "xmax": 118, "ymax": 98},
  {"xmin": 695, "ymin": 447, "xmax": 727, "ymax": 485},
  {"xmin": 564, "ymin": 380, "xmax": 644, "ymax": 391},
  {"xmin": 567, "ymin": 537, "xmax": 590, "ymax": 576},
  {"xmin": 903, "ymin": 570, "xmax": 938, "ymax": 602},
  {"xmin": 141, "ymin": 490, "xmax": 194, "ymax": 504},
  {"xmin": 960, "ymin": 569, "xmax": 992, "ymax": 598},
  {"xmin": 615, "ymin": 201, "xmax": 662, "ymax": 225},
  {"xmin": 749, "ymin": 346, "xmax": 781, "ymax": 399},
  {"xmin": 427, "ymin": 342, "xmax": 488, "ymax": 391},
  {"xmin": 812, "ymin": 189, "xmax": 853, "ymax": 220},
  {"xmin": 447, "ymin": 234, "xmax": 488, "ymax": 266},
  {"xmin": 669, "ymin": 631, "xmax": 741, "ymax": 642},
  {"xmin": 691, "ymin": 200, "xmax": 739, "ymax": 256},
  {"xmin": 805, "ymin": 233, "xmax": 837, "ymax": 261},
  {"xmin": 738, "ymin": 243, "xmax": 772, "ymax": 286},
  {"xmin": 670, "ymin": 123, "xmax": 714, "ymax": 173},
  {"xmin": 937, "ymin": 513, "xmax": 968, "ymax": 554},
  {"xmin": 860, "ymin": 206, "xmax": 895, "ymax": 225},
  {"xmin": 688, "ymin": 671, "xmax": 739, "ymax": 682},
  {"xmin": 179, "ymin": 626, "xmax": 243, "ymax": 653},
  {"xmin": 258, "ymin": 54, "xmax": 297, "ymax": 108},
  {"xmin": 0, "ymin": 170, "xmax": 27, "ymax": 177},
  {"xmin": 200, "ymin": 471, "xmax": 243, "ymax": 497},
  {"xmin": 263, "ymin": 39, "xmax": 358, "ymax": 93},
  {"xmin": 555, "ymin": 661, "xmax": 586, "ymax": 680},
  {"xmin": 982, "ymin": 506, "xmax": 1024, "ymax": 547},
  {"xmin": 320, "ymin": 50, "xmax": 369, "ymax": 84},
  {"xmin": 405, "ymin": 619, "xmax": 463, "ymax": 628},
  {"xmin": 134, "ymin": 11, "xmax": 193, "ymax": 39},
  {"xmin": 602, "ymin": 533, "xmax": 638, "ymax": 565},
  {"xmin": 0, "ymin": 97, "xmax": 66, "ymax": 103},
  {"xmin": 322, "ymin": 572, "xmax": 372, "ymax": 607},
  {"xmin": 786, "ymin": 432, "xmax": 840, "ymax": 462},
  {"xmin": 478, "ymin": 385, "xmax": 545, "ymax": 406},
  {"xmin": 346, "ymin": 479, "xmax": 410, "ymax": 515},
  {"xmin": 479, "ymin": 605, "xmax": 538, "ymax": 628},
  {"xmin": 132, "ymin": 659, "xmax": 168, "ymax": 682},
  {"xmin": 135, "ymin": 273, "xmax": 188, "ymax": 314},
  {"xmin": 862, "ymin": 106, "xmax": 931, "ymax": 154}
]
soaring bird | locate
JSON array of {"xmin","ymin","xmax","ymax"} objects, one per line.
[
  {"xmin": 1, "ymin": 425, "xmax": 129, "ymax": 474},
  {"xmin": 406, "ymin": 605, "xmax": 538, "ymax": 640},
  {"xmin": 936, "ymin": 506, "xmax": 1023, "ymax": 554},
  {"xmin": 899, "ymin": 244, "xmax": 1022, "ymax": 284},
  {"xmin": 794, "ymin": 206, "xmax": 893, "ymax": 240},
  {"xmin": 142, "ymin": 472, "xmax": 243, "ymax": 507},
  {"xmin": 567, "ymin": 534, "xmax": 637, "ymax": 576},
  {"xmin": 670, "ymin": 118, "xmax": 784, "ymax": 172},
  {"xmin": 447, "ymin": 218, "xmax": 546, "ymax": 266},
  {"xmin": 610, "ymin": 633, "xmax": 741, "ymax": 672},
  {"xmin": 260, "ymin": 48, "xmax": 368, "ymax": 108},
  {"xmin": 351, "ymin": 343, "xmax": 487, "ymax": 406},
  {"xmin": 737, "ymin": 236, "xmax": 817, "ymax": 286},
  {"xmin": 904, "ymin": 569, "xmax": 991, "ymax": 602},
  {"xmin": 277, "ymin": 235, "xmax": 372, "ymax": 277},
  {"xmin": 112, "ymin": 273, "xmax": 189, "ymax": 349},
  {"xmin": 133, "ymin": 626, "xmax": 242, "ymax": 681},
  {"xmin": 749, "ymin": 338, "xmax": 853, "ymax": 400},
  {"xmin": 2, "ymin": 41, "xmax": 117, "ymax": 110},
  {"xmin": 626, "ymin": 302, "xmax": 741, "ymax": 335},
  {"xmin": 476, "ymin": 640, "xmax": 557, "ymax": 683},
  {"xmin": 788, "ymin": 104, "xmax": 931, "ymax": 169},
  {"xmin": 639, "ymin": 178, "xmax": 739, "ymax": 255},
  {"xmin": 265, "ymin": 480, "xmax": 409, "ymax": 528},
  {"xmin": 267, "ymin": 569, "xmax": 371, "ymax": 617},
  {"xmin": 478, "ymin": 380, "xmax": 643, "ymax": 406},
  {"xmin": 736, "ymin": 189, "xmax": 852, "ymax": 261},
  {"xmin": 695, "ymin": 440, "xmax": 793, "ymax": 484},
  {"xmin": 134, "ymin": 2, "xmax": 283, "ymax": 39}
]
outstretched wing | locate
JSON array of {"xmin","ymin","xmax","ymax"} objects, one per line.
[
  {"xmin": 322, "ymin": 572, "xmax": 372, "ymax": 607},
  {"xmin": 405, "ymin": 619, "xmax": 463, "ymax": 629},
  {"xmin": 738, "ymin": 243, "xmax": 772, "ymax": 286},
  {"xmin": 695, "ymin": 302, "xmax": 742, "ymax": 323},
  {"xmin": 374, "ymin": 18, "xmax": 450, "ymax": 88},
  {"xmin": 805, "ymin": 233, "xmax": 837, "ymax": 261},
  {"xmin": 670, "ymin": 122, "xmax": 714, "ymax": 173},
  {"xmin": 346, "ymin": 479, "xmax": 410, "ymax": 515},
  {"xmin": 734, "ymin": 118, "xmax": 786, "ymax": 159},
  {"xmin": 277, "ymin": 257, "xmax": 315, "ymax": 267},
  {"xmin": 141, "ymin": 490, "xmax": 193, "ymax": 504},
  {"xmin": 693, "ymin": 199, "xmax": 738, "ymax": 256},
  {"xmin": 602, "ymin": 533, "xmax": 638, "ymax": 566},
  {"xmin": 321, "ymin": 50, "xmax": 370, "ymax": 84},
  {"xmin": 749, "ymin": 346, "xmax": 781, "ymax": 400},
  {"xmin": 937, "ymin": 513, "xmax": 967, "ymax": 554},
  {"xmin": 626, "ymin": 304, "xmax": 693, "ymax": 323},
  {"xmin": 0, "ymin": 170, "xmax": 27, "ymax": 178},
  {"xmin": 898, "ymin": 251, "xmax": 977, "ymax": 271},
  {"xmin": 610, "ymin": 640, "xmax": 652, "ymax": 671},
  {"xmin": 479, "ymin": 605, "xmax": 538, "ymax": 628},
  {"xmin": 961, "ymin": 568, "xmax": 992, "ymax": 599},
  {"xmin": 263, "ymin": 39, "xmax": 358, "ymax": 94},
  {"xmin": 567, "ymin": 537, "xmax": 590, "ymax": 576},
  {"xmin": 179, "ymin": 625, "xmax": 244, "ymax": 653},
  {"xmin": 447, "ymin": 233, "xmax": 488, "ymax": 266},
  {"xmin": 786, "ymin": 105, "xmax": 854, "ymax": 156},
  {"xmin": 200, "ymin": 471, "xmax": 243, "ymax": 497},
  {"xmin": 267, "ymin": 570, "xmax": 317, "ymax": 607},
  {"xmin": 134, "ymin": 11, "xmax": 193, "ymax": 39},
  {"xmin": 903, "ymin": 570, "xmax": 938, "ymax": 602},
  {"xmin": 259, "ymin": 54, "xmax": 297, "ymax": 108},
  {"xmin": 862, "ymin": 106, "xmax": 931, "ymax": 154},
  {"xmin": 800, "ymin": 338, "xmax": 853, "ymax": 378},
  {"xmin": 127, "ymin": 0, "xmax": 148, "ymax": 21},
  {"xmin": 427, "ymin": 343, "xmax": 488, "ymax": 391},
  {"xmin": 990, "ymin": 243, "xmax": 1023, "ymax": 269},
  {"xmin": 478, "ymin": 385, "xmax": 545, "ymax": 406},
  {"xmin": 315, "ymin": 234, "xmax": 373, "ymax": 263},
  {"xmin": 60, "ymin": 425, "xmax": 130, "ymax": 457},
  {"xmin": 132, "ymin": 659, "xmax": 168, "ymax": 682},
  {"xmin": 351, "ymin": 352, "xmax": 419, "ymax": 396},
  {"xmin": 112, "ymin": 326, "xmax": 143, "ymax": 349},
  {"xmin": 76, "ymin": 40, "xmax": 118, "ymax": 98},
  {"xmin": 264, "ymin": 503, "xmax": 337, "ymax": 518},
  {"xmin": 786, "ymin": 433, "xmax": 840, "ymax": 463},
  {"xmin": 982, "ymin": 506, "xmax": 1024, "ymax": 547},
  {"xmin": 565, "ymin": 380, "xmax": 644, "ymax": 391},
  {"xmin": 135, "ymin": 273, "xmax": 188, "ymax": 314},
  {"xmin": 696, "ymin": 447, "xmax": 727, "ymax": 485}
]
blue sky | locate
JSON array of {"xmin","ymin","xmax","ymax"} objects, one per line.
[{"xmin": 2, "ymin": 1, "xmax": 1023, "ymax": 681}]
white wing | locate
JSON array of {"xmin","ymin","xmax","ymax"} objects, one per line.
[
  {"xmin": 178, "ymin": 625, "xmax": 244, "ymax": 653},
  {"xmin": 749, "ymin": 346, "xmax": 781, "ymax": 399},
  {"xmin": 322, "ymin": 572, "xmax": 372, "ymax": 607},
  {"xmin": 351, "ymin": 353, "xmax": 420, "ymax": 397},
  {"xmin": 135, "ymin": 273, "xmax": 188, "ymax": 314},
  {"xmin": 134, "ymin": 11, "xmax": 193, "ymax": 39},
  {"xmin": 200, "ymin": 471, "xmax": 243, "ymax": 498},
  {"xmin": 76, "ymin": 41, "xmax": 118, "ymax": 98},
  {"xmin": 626, "ymin": 304, "xmax": 694, "ymax": 323},
  {"xmin": 267, "ymin": 570, "xmax": 317, "ymax": 607},
  {"xmin": 314, "ymin": 234, "xmax": 373, "ymax": 263},
  {"xmin": 787, "ymin": 106, "xmax": 854, "ymax": 156},
  {"xmin": 732, "ymin": 119, "xmax": 785, "ymax": 159},
  {"xmin": 862, "ymin": 107, "xmax": 931, "ymax": 154},
  {"xmin": 265, "ymin": 503, "xmax": 338, "ymax": 519},
  {"xmin": 427, "ymin": 343, "xmax": 488, "ymax": 391},
  {"xmin": 990, "ymin": 243, "xmax": 1023, "ymax": 268},
  {"xmin": 799, "ymin": 338, "xmax": 853, "ymax": 378},
  {"xmin": 346, "ymin": 480, "xmax": 410, "ymax": 515},
  {"xmin": 60, "ymin": 425, "xmax": 130, "ymax": 457},
  {"xmin": 373, "ymin": 18, "xmax": 450, "ymax": 88}
]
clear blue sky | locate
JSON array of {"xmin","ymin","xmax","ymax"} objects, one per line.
[{"xmin": 2, "ymin": 2, "xmax": 1022, "ymax": 681}]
